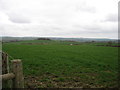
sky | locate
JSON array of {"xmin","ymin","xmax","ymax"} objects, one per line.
[{"xmin": 0, "ymin": 0, "xmax": 119, "ymax": 39}]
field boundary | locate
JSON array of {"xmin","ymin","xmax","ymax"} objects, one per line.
[{"xmin": 1, "ymin": 52, "xmax": 24, "ymax": 88}]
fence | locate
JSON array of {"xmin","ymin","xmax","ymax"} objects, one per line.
[{"xmin": 0, "ymin": 52, "xmax": 24, "ymax": 88}]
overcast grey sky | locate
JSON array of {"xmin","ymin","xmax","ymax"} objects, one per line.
[{"xmin": 0, "ymin": 0, "xmax": 119, "ymax": 39}]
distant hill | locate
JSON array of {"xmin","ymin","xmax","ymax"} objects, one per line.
[
  {"xmin": 2, "ymin": 37, "xmax": 38, "ymax": 42},
  {"xmin": 50, "ymin": 37, "xmax": 118, "ymax": 43},
  {"xmin": 2, "ymin": 36, "xmax": 118, "ymax": 43}
]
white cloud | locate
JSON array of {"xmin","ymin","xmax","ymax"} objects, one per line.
[
  {"xmin": 0, "ymin": 0, "xmax": 119, "ymax": 39},
  {"xmin": 104, "ymin": 13, "xmax": 118, "ymax": 22},
  {"xmin": 8, "ymin": 13, "xmax": 31, "ymax": 23}
]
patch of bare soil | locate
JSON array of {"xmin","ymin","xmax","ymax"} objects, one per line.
[
  {"xmin": 96, "ymin": 45, "xmax": 120, "ymax": 47},
  {"xmin": 68, "ymin": 44, "xmax": 82, "ymax": 46},
  {"xmin": 24, "ymin": 74, "xmax": 104, "ymax": 88},
  {"xmin": 21, "ymin": 43, "xmax": 48, "ymax": 45}
]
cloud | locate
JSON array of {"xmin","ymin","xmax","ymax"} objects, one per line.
[
  {"xmin": 0, "ymin": 0, "xmax": 118, "ymax": 39},
  {"xmin": 0, "ymin": 11, "xmax": 11, "ymax": 24},
  {"xmin": 104, "ymin": 14, "xmax": 118, "ymax": 22},
  {"xmin": 75, "ymin": 2, "xmax": 96, "ymax": 13},
  {"xmin": 8, "ymin": 13, "xmax": 31, "ymax": 24}
]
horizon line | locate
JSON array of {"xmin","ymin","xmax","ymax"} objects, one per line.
[{"xmin": 0, "ymin": 36, "xmax": 118, "ymax": 39}]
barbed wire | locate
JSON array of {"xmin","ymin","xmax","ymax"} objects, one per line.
[
  {"xmin": 3, "ymin": 51, "xmax": 15, "ymax": 60},
  {"xmin": 8, "ymin": 55, "xmax": 14, "ymax": 60}
]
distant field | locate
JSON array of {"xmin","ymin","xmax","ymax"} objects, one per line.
[{"xmin": 2, "ymin": 40, "xmax": 118, "ymax": 88}]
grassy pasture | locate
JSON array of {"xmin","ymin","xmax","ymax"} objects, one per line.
[{"xmin": 2, "ymin": 40, "xmax": 118, "ymax": 88}]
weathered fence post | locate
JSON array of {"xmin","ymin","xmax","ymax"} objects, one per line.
[
  {"xmin": 0, "ymin": 52, "xmax": 2, "ymax": 90},
  {"xmin": 11, "ymin": 60, "xmax": 24, "ymax": 88},
  {"xmin": 2, "ymin": 52, "xmax": 9, "ymax": 88}
]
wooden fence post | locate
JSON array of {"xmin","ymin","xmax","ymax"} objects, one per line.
[
  {"xmin": 2, "ymin": 52, "xmax": 9, "ymax": 88},
  {"xmin": 11, "ymin": 60, "xmax": 24, "ymax": 88}
]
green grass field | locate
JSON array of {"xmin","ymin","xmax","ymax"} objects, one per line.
[{"xmin": 2, "ymin": 40, "xmax": 118, "ymax": 88}]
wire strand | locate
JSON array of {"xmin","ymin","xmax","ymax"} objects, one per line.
[
  {"xmin": 8, "ymin": 55, "xmax": 14, "ymax": 60},
  {"xmin": 3, "ymin": 52, "xmax": 15, "ymax": 60}
]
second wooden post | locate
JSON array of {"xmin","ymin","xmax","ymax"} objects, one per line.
[{"xmin": 11, "ymin": 59, "xmax": 24, "ymax": 88}]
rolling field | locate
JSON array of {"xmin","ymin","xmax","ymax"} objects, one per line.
[{"xmin": 2, "ymin": 40, "xmax": 118, "ymax": 88}]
